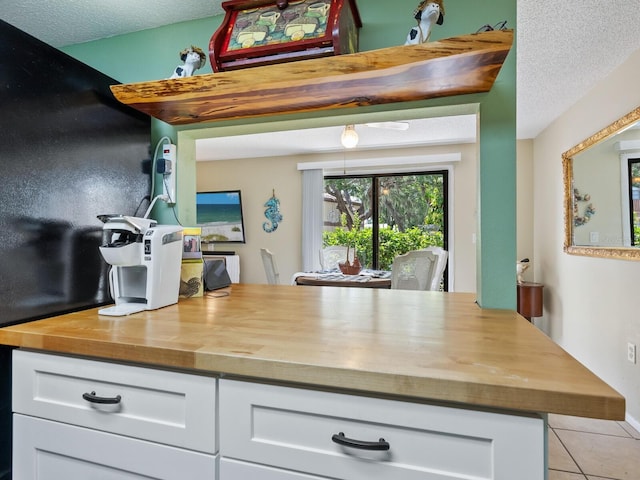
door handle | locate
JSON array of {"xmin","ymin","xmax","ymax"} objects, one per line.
[
  {"xmin": 331, "ymin": 431, "xmax": 390, "ymax": 451},
  {"xmin": 82, "ymin": 391, "xmax": 122, "ymax": 405}
]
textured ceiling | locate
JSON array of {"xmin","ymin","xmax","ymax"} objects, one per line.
[
  {"xmin": 3, "ymin": 0, "xmax": 640, "ymax": 143},
  {"xmin": 2, "ymin": 0, "xmax": 224, "ymax": 48},
  {"xmin": 516, "ymin": 0, "xmax": 640, "ymax": 138}
]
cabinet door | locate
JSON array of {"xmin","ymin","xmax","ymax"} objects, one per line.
[
  {"xmin": 13, "ymin": 349, "xmax": 216, "ymax": 453},
  {"xmin": 220, "ymin": 379, "xmax": 545, "ymax": 480},
  {"xmin": 221, "ymin": 458, "xmax": 324, "ymax": 480},
  {"xmin": 13, "ymin": 415, "xmax": 216, "ymax": 480}
]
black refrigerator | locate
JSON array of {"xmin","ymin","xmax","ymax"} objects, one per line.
[{"xmin": 0, "ymin": 20, "xmax": 152, "ymax": 478}]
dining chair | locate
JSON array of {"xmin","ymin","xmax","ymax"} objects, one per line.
[
  {"xmin": 319, "ymin": 246, "xmax": 351, "ymax": 271},
  {"xmin": 420, "ymin": 246, "xmax": 449, "ymax": 290},
  {"xmin": 260, "ymin": 248, "xmax": 280, "ymax": 285},
  {"xmin": 390, "ymin": 250, "xmax": 439, "ymax": 291}
]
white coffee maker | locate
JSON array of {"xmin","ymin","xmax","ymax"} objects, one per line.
[{"xmin": 97, "ymin": 215, "xmax": 183, "ymax": 316}]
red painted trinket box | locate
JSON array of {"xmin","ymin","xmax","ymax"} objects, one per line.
[{"xmin": 209, "ymin": 0, "xmax": 361, "ymax": 72}]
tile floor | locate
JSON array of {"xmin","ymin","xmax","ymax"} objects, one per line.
[{"xmin": 548, "ymin": 414, "xmax": 640, "ymax": 479}]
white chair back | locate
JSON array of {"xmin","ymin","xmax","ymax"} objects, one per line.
[
  {"xmin": 260, "ymin": 248, "xmax": 280, "ymax": 285},
  {"xmin": 390, "ymin": 250, "xmax": 439, "ymax": 291},
  {"xmin": 420, "ymin": 246, "xmax": 448, "ymax": 290}
]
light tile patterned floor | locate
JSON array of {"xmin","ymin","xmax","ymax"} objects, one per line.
[{"xmin": 548, "ymin": 414, "xmax": 640, "ymax": 480}]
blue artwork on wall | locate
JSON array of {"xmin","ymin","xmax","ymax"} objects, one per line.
[{"xmin": 263, "ymin": 190, "xmax": 282, "ymax": 233}]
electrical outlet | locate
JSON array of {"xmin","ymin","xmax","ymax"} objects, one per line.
[{"xmin": 628, "ymin": 343, "xmax": 636, "ymax": 364}]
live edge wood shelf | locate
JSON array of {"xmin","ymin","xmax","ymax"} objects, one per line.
[{"xmin": 110, "ymin": 30, "xmax": 513, "ymax": 125}]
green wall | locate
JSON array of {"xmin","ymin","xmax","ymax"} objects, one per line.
[{"xmin": 62, "ymin": 0, "xmax": 517, "ymax": 309}]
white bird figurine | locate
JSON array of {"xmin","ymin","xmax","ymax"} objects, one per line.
[{"xmin": 516, "ymin": 258, "xmax": 530, "ymax": 283}]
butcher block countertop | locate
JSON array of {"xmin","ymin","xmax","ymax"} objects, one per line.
[{"xmin": 0, "ymin": 284, "xmax": 624, "ymax": 420}]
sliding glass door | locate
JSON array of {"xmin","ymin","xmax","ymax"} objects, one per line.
[{"xmin": 323, "ymin": 171, "xmax": 448, "ymax": 285}]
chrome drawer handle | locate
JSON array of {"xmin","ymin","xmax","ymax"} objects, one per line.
[
  {"xmin": 82, "ymin": 391, "xmax": 122, "ymax": 405},
  {"xmin": 331, "ymin": 432, "xmax": 390, "ymax": 451}
]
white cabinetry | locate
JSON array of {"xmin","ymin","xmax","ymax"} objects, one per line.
[
  {"xmin": 14, "ymin": 415, "xmax": 215, "ymax": 479},
  {"xmin": 11, "ymin": 351, "xmax": 547, "ymax": 480},
  {"xmin": 12, "ymin": 350, "xmax": 217, "ymax": 479},
  {"xmin": 220, "ymin": 379, "xmax": 546, "ymax": 480},
  {"xmin": 220, "ymin": 458, "xmax": 325, "ymax": 479}
]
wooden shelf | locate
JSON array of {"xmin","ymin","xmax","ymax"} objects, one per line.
[
  {"xmin": 517, "ymin": 282, "xmax": 544, "ymax": 321},
  {"xmin": 110, "ymin": 30, "xmax": 513, "ymax": 126}
]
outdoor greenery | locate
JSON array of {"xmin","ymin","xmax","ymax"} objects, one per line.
[
  {"xmin": 323, "ymin": 174, "xmax": 445, "ymax": 270},
  {"xmin": 323, "ymin": 221, "xmax": 443, "ymax": 270},
  {"xmin": 631, "ymin": 162, "xmax": 640, "ymax": 245},
  {"xmin": 324, "ymin": 175, "xmax": 444, "ymax": 231}
]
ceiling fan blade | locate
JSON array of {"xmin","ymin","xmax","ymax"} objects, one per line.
[{"xmin": 363, "ymin": 121, "xmax": 410, "ymax": 131}]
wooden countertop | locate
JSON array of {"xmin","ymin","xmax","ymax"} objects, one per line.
[{"xmin": 0, "ymin": 285, "xmax": 624, "ymax": 420}]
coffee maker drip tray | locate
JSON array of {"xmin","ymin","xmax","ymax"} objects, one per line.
[{"xmin": 98, "ymin": 303, "xmax": 147, "ymax": 317}]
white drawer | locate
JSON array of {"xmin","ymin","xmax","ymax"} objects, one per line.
[
  {"xmin": 221, "ymin": 458, "xmax": 324, "ymax": 479},
  {"xmin": 220, "ymin": 379, "xmax": 545, "ymax": 480},
  {"xmin": 14, "ymin": 414, "xmax": 216, "ymax": 479},
  {"xmin": 13, "ymin": 350, "xmax": 216, "ymax": 453}
]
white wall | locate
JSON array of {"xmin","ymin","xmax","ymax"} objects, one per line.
[
  {"xmin": 197, "ymin": 154, "xmax": 302, "ymax": 285},
  {"xmin": 517, "ymin": 139, "xmax": 534, "ymax": 278},
  {"xmin": 533, "ymin": 49, "xmax": 640, "ymax": 423}
]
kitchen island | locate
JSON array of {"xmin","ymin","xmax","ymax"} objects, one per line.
[{"xmin": 0, "ymin": 285, "xmax": 625, "ymax": 479}]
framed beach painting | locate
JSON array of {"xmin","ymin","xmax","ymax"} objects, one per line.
[{"xmin": 196, "ymin": 190, "xmax": 246, "ymax": 244}]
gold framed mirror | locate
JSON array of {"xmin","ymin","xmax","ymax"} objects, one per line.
[{"xmin": 563, "ymin": 106, "xmax": 640, "ymax": 259}]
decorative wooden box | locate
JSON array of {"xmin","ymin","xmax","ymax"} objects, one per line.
[{"xmin": 209, "ymin": 0, "xmax": 361, "ymax": 72}]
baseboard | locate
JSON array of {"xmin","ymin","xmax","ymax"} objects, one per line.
[{"xmin": 625, "ymin": 412, "xmax": 640, "ymax": 434}]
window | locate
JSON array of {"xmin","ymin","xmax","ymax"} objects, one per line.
[
  {"xmin": 628, "ymin": 157, "xmax": 640, "ymax": 245},
  {"xmin": 323, "ymin": 171, "xmax": 448, "ymax": 287}
]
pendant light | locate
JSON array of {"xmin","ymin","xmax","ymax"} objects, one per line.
[{"xmin": 340, "ymin": 124, "xmax": 359, "ymax": 149}]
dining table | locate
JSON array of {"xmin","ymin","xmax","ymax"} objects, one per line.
[{"xmin": 293, "ymin": 270, "xmax": 391, "ymax": 289}]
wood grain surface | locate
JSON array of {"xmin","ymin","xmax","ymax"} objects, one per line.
[
  {"xmin": 0, "ymin": 284, "xmax": 624, "ymax": 419},
  {"xmin": 110, "ymin": 30, "xmax": 513, "ymax": 125}
]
